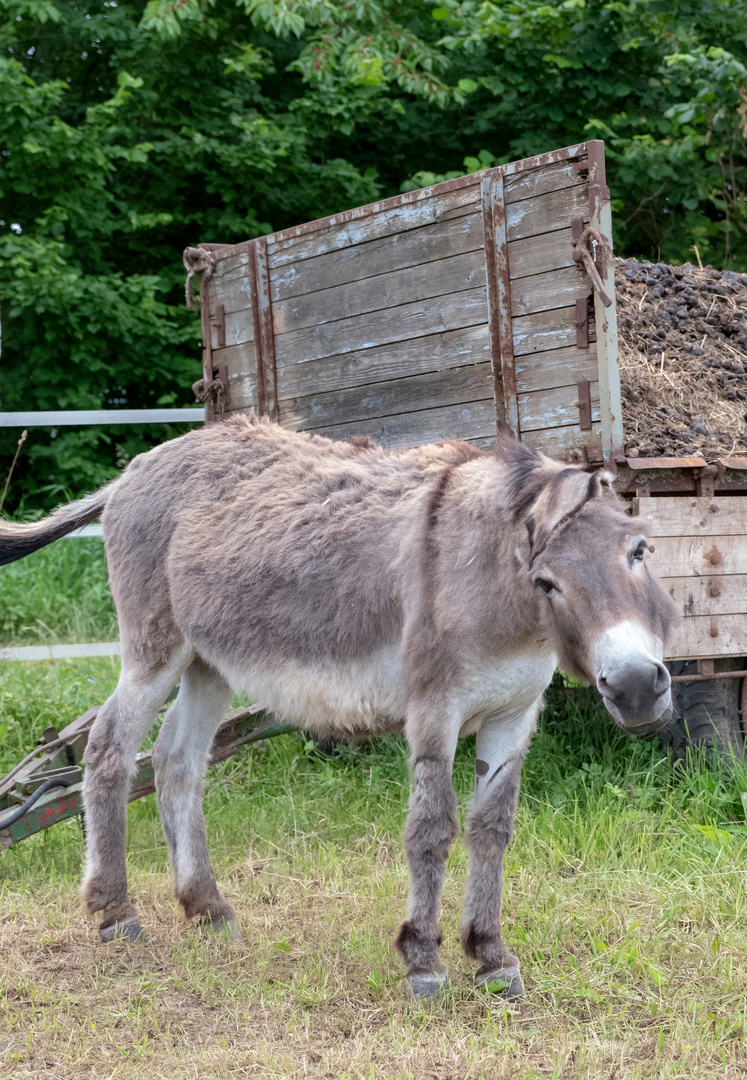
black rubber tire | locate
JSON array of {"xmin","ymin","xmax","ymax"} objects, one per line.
[{"xmin": 660, "ymin": 659, "xmax": 745, "ymax": 761}]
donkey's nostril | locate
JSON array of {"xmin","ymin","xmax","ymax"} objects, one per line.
[
  {"xmin": 653, "ymin": 660, "xmax": 670, "ymax": 699},
  {"xmin": 598, "ymin": 675, "xmax": 608, "ymax": 686}
]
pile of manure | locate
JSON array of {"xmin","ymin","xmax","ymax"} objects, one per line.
[{"xmin": 616, "ymin": 257, "xmax": 747, "ymax": 458}]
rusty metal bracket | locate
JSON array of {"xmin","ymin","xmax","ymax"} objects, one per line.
[
  {"xmin": 575, "ymin": 296, "xmax": 590, "ymax": 348},
  {"xmin": 192, "ymin": 364, "xmax": 230, "ymax": 423},
  {"xmin": 576, "ymin": 379, "xmax": 592, "ymax": 430},
  {"xmin": 571, "ymin": 224, "xmax": 613, "ymax": 308},
  {"xmin": 210, "ymin": 303, "xmax": 226, "ymax": 349}
]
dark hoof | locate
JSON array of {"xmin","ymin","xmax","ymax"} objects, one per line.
[
  {"xmin": 99, "ymin": 918, "xmax": 146, "ymax": 944},
  {"xmin": 406, "ymin": 971, "xmax": 448, "ymax": 1000},
  {"xmin": 198, "ymin": 914, "xmax": 242, "ymax": 941},
  {"xmin": 475, "ymin": 964, "xmax": 524, "ymax": 999}
]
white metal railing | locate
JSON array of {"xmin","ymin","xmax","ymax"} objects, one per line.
[
  {"xmin": 2, "ymin": 407, "xmax": 203, "ymax": 661},
  {"xmin": 0, "ymin": 409, "xmax": 203, "ymax": 427}
]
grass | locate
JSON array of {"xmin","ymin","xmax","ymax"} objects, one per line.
[{"xmin": 2, "ymin": 547, "xmax": 747, "ymax": 1077}]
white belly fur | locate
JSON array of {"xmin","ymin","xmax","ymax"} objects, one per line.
[{"xmin": 201, "ymin": 644, "xmax": 557, "ymax": 740}]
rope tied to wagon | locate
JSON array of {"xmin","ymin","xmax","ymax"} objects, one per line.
[
  {"xmin": 572, "ymin": 226, "xmax": 613, "ymax": 308},
  {"xmin": 183, "ymin": 246, "xmax": 217, "ymax": 309}
]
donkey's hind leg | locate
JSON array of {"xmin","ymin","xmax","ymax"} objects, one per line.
[
  {"xmin": 82, "ymin": 645, "xmax": 192, "ymax": 942},
  {"xmin": 151, "ymin": 657, "xmax": 238, "ymax": 937}
]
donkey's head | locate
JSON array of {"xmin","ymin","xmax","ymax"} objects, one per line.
[{"xmin": 504, "ymin": 443, "xmax": 675, "ymax": 733}]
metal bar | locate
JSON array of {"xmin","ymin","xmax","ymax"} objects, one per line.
[
  {"xmin": 255, "ymin": 238, "xmax": 279, "ymax": 422},
  {"xmin": 670, "ymin": 670, "xmax": 747, "ymax": 683},
  {"xmin": 63, "ymin": 524, "xmax": 104, "ymax": 538},
  {"xmin": 0, "ymin": 410, "xmax": 204, "ymax": 427},
  {"xmin": 575, "ymin": 297, "xmax": 589, "ymax": 349},
  {"xmin": 0, "ymin": 642, "xmax": 120, "ymax": 662},
  {"xmin": 587, "ymin": 140, "xmax": 623, "ymax": 459},
  {"xmin": 247, "ymin": 241, "xmax": 267, "ymax": 416},
  {"xmin": 481, "ymin": 172, "xmax": 519, "ymax": 436},
  {"xmin": 199, "ymin": 261, "xmax": 215, "ymax": 423},
  {"xmin": 0, "ymin": 704, "xmax": 292, "ymax": 848},
  {"xmin": 576, "ymin": 380, "xmax": 592, "ymax": 430}
]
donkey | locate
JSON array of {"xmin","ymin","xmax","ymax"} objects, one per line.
[{"xmin": 0, "ymin": 416, "xmax": 674, "ymax": 999}]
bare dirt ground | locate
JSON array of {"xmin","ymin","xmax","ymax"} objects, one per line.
[{"xmin": 617, "ymin": 258, "xmax": 747, "ymax": 459}]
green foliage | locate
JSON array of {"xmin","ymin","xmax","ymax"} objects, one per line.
[{"xmin": 1, "ymin": 1, "xmax": 745, "ymax": 507}]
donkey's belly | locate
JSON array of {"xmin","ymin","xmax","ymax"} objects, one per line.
[{"xmin": 214, "ymin": 646, "xmax": 407, "ymax": 737}]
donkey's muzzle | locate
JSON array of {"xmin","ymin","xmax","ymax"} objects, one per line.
[{"xmin": 598, "ymin": 657, "xmax": 671, "ymax": 732}]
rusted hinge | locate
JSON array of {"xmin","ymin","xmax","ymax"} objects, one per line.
[
  {"xmin": 571, "ymin": 218, "xmax": 613, "ymax": 308},
  {"xmin": 192, "ymin": 364, "xmax": 230, "ymax": 423}
]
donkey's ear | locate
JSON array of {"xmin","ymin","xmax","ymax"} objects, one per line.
[{"xmin": 525, "ymin": 467, "xmax": 611, "ymax": 565}]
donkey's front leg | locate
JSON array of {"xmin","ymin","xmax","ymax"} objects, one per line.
[
  {"xmin": 462, "ymin": 702, "xmax": 540, "ymax": 1000},
  {"xmin": 395, "ymin": 713, "xmax": 459, "ymax": 999}
]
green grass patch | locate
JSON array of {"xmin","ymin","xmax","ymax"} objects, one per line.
[
  {"xmin": 2, "ymin": 562, "xmax": 747, "ymax": 1076},
  {"xmin": 0, "ymin": 539, "xmax": 115, "ymax": 646}
]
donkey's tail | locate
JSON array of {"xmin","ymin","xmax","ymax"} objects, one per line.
[{"xmin": 0, "ymin": 482, "xmax": 116, "ymax": 567}]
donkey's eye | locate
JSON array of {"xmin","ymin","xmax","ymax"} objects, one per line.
[{"xmin": 535, "ymin": 576, "xmax": 557, "ymax": 596}]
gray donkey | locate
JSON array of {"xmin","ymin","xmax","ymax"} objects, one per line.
[{"xmin": 0, "ymin": 416, "xmax": 674, "ymax": 999}]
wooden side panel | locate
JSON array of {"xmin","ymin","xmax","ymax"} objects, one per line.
[
  {"xmin": 273, "ymin": 249, "xmax": 486, "ymax": 336},
  {"xmin": 271, "ymin": 211, "xmax": 484, "ymax": 303},
  {"xmin": 667, "ymin": 616, "xmax": 747, "ymax": 661},
  {"xmin": 274, "ymin": 286, "xmax": 488, "ymax": 368},
  {"xmin": 309, "ymin": 398, "xmax": 498, "ymax": 448},
  {"xmin": 281, "ymin": 364, "xmax": 494, "ymax": 432},
  {"xmin": 637, "ymin": 496, "xmax": 747, "ymax": 659},
  {"xmin": 639, "ymin": 496, "xmax": 747, "ymax": 537},
  {"xmin": 205, "ymin": 141, "xmax": 617, "ymax": 460}
]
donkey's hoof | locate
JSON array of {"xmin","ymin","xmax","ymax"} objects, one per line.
[
  {"xmin": 198, "ymin": 914, "xmax": 242, "ymax": 941},
  {"xmin": 99, "ymin": 918, "xmax": 146, "ymax": 944},
  {"xmin": 475, "ymin": 964, "xmax": 524, "ymax": 1000},
  {"xmin": 406, "ymin": 971, "xmax": 448, "ymax": 1000}
]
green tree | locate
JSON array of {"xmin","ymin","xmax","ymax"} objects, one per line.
[{"xmin": 1, "ymin": 0, "xmax": 744, "ymax": 510}]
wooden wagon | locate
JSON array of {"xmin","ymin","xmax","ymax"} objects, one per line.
[
  {"xmin": 184, "ymin": 138, "xmax": 747, "ymax": 679},
  {"xmin": 3, "ymin": 139, "xmax": 745, "ymax": 847}
]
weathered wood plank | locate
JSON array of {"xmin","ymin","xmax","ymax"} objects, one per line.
[
  {"xmin": 268, "ymin": 188, "xmax": 481, "ymax": 266},
  {"xmin": 506, "ymin": 183, "xmax": 588, "ymax": 245},
  {"xmin": 309, "ymin": 398, "xmax": 497, "ymax": 448},
  {"xmin": 224, "ymin": 307, "xmax": 256, "ymax": 348},
  {"xmin": 663, "ymin": 574, "xmax": 747, "ymax": 619},
  {"xmin": 281, "ymin": 363, "xmax": 494, "ymax": 431},
  {"xmin": 647, "ymin": 535, "xmax": 747, "ymax": 578},
  {"xmin": 275, "ymin": 324, "xmax": 490, "ymax": 401},
  {"xmin": 666, "ymin": 614, "xmax": 747, "ymax": 661},
  {"xmin": 270, "ymin": 212, "xmax": 484, "ymax": 303},
  {"xmin": 268, "ymin": 177, "xmax": 586, "ymax": 270},
  {"xmin": 518, "ymin": 382, "xmax": 600, "ymax": 433},
  {"xmin": 507, "ymin": 226, "xmax": 586, "ymax": 282},
  {"xmin": 212, "ymin": 340, "xmax": 256, "ymax": 377},
  {"xmin": 206, "ymin": 263, "xmax": 253, "ymax": 315},
  {"xmin": 505, "ymin": 157, "xmax": 586, "ymax": 204},
  {"xmin": 638, "ymin": 497, "xmax": 747, "ymax": 538},
  {"xmin": 274, "ymin": 286, "xmax": 488, "ymax": 367},
  {"xmin": 273, "ymin": 250, "xmax": 486, "ymax": 336},
  {"xmin": 512, "ymin": 306, "xmax": 576, "ymax": 356},
  {"xmin": 514, "ymin": 343, "xmax": 598, "ymax": 394},
  {"xmin": 223, "ymin": 372, "xmax": 258, "ymax": 413},
  {"xmin": 520, "ymin": 422, "xmax": 603, "ymax": 463},
  {"xmin": 510, "ymin": 265, "xmax": 591, "ymax": 318}
]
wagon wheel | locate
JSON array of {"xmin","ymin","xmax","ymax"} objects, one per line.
[{"xmin": 660, "ymin": 659, "xmax": 747, "ymax": 762}]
